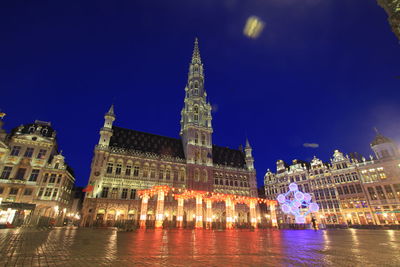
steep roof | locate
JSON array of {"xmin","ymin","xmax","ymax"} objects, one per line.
[
  {"xmin": 109, "ymin": 126, "xmax": 247, "ymax": 169},
  {"xmin": 371, "ymin": 133, "xmax": 393, "ymax": 146},
  {"xmin": 212, "ymin": 145, "xmax": 246, "ymax": 168},
  {"xmin": 110, "ymin": 126, "xmax": 185, "ymax": 159}
]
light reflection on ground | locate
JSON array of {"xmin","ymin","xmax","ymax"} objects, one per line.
[{"xmin": 0, "ymin": 228, "xmax": 399, "ymax": 266}]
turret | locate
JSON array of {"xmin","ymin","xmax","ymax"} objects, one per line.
[
  {"xmin": 0, "ymin": 110, "xmax": 6, "ymax": 141},
  {"xmin": 370, "ymin": 128, "xmax": 399, "ymax": 159},
  {"xmin": 245, "ymin": 138, "xmax": 254, "ymax": 170},
  {"xmin": 98, "ymin": 104, "xmax": 115, "ymax": 147}
]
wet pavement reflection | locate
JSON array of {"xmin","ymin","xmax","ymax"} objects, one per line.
[{"xmin": 0, "ymin": 228, "xmax": 399, "ymax": 266}]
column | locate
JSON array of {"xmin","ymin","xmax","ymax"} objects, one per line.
[
  {"xmin": 206, "ymin": 199, "xmax": 212, "ymax": 229},
  {"xmin": 176, "ymin": 198, "xmax": 184, "ymax": 228},
  {"xmin": 155, "ymin": 191, "xmax": 165, "ymax": 228},
  {"xmin": 232, "ymin": 201, "xmax": 236, "ymax": 227},
  {"xmin": 372, "ymin": 210, "xmax": 380, "ymax": 225},
  {"xmin": 249, "ymin": 200, "xmax": 257, "ymax": 228},
  {"xmin": 270, "ymin": 203, "xmax": 278, "ymax": 228},
  {"xmin": 139, "ymin": 194, "xmax": 149, "ymax": 228},
  {"xmin": 226, "ymin": 198, "xmax": 233, "ymax": 229},
  {"xmin": 392, "ymin": 207, "xmax": 400, "ymax": 224},
  {"xmin": 195, "ymin": 195, "xmax": 203, "ymax": 228}
]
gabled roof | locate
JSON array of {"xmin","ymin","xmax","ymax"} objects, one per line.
[{"xmin": 10, "ymin": 121, "xmax": 55, "ymax": 138}]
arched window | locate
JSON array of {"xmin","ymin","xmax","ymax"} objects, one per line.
[
  {"xmin": 230, "ymin": 181, "xmax": 233, "ymax": 186},
  {"xmin": 166, "ymin": 167, "xmax": 171, "ymax": 180},
  {"xmin": 194, "ymin": 151, "xmax": 200, "ymax": 163},
  {"xmin": 215, "ymin": 179, "xmax": 218, "ymax": 185},
  {"xmin": 202, "ymin": 151, "xmax": 206, "ymax": 164},
  {"xmin": 203, "ymin": 170, "xmax": 208, "ymax": 182},
  {"xmin": 220, "ymin": 179, "xmax": 223, "ymax": 185},
  {"xmin": 180, "ymin": 168, "xmax": 185, "ymax": 181},
  {"xmin": 194, "ymin": 169, "xmax": 200, "ymax": 182},
  {"xmin": 143, "ymin": 163, "xmax": 149, "ymax": 178},
  {"xmin": 106, "ymin": 162, "xmax": 114, "ymax": 174},
  {"xmin": 201, "ymin": 134, "xmax": 206, "ymax": 145},
  {"xmin": 194, "ymin": 132, "xmax": 198, "ymax": 144},
  {"xmin": 159, "ymin": 166, "xmax": 165, "ymax": 180},
  {"xmin": 225, "ymin": 180, "xmax": 229, "ymax": 186},
  {"xmin": 150, "ymin": 164, "xmax": 156, "ymax": 178}
]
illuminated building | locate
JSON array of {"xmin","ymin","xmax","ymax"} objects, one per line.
[
  {"xmin": 264, "ymin": 130, "xmax": 400, "ymax": 226},
  {"xmin": 0, "ymin": 116, "xmax": 75, "ymax": 226},
  {"xmin": 81, "ymin": 39, "xmax": 276, "ymax": 228},
  {"xmin": 377, "ymin": 0, "xmax": 400, "ymax": 41}
]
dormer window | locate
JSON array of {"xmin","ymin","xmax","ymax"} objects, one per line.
[{"xmin": 28, "ymin": 126, "xmax": 35, "ymax": 133}]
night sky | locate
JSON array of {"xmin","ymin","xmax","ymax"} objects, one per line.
[{"xmin": 1, "ymin": 0, "xmax": 399, "ymax": 187}]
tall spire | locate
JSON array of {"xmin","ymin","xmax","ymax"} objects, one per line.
[
  {"xmin": 191, "ymin": 37, "xmax": 202, "ymax": 64},
  {"xmin": 106, "ymin": 104, "xmax": 115, "ymax": 117},
  {"xmin": 246, "ymin": 138, "xmax": 251, "ymax": 148}
]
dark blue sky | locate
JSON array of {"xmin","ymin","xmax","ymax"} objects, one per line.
[{"xmin": 1, "ymin": 0, "xmax": 399, "ymax": 187}]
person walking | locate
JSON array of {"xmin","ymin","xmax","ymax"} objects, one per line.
[{"xmin": 311, "ymin": 217, "xmax": 317, "ymax": 230}]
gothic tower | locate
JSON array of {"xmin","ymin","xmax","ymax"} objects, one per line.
[
  {"xmin": 98, "ymin": 104, "xmax": 115, "ymax": 147},
  {"xmin": 180, "ymin": 38, "xmax": 213, "ymax": 190}
]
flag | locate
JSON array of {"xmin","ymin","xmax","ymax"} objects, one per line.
[{"xmin": 83, "ymin": 181, "xmax": 95, "ymax": 192}]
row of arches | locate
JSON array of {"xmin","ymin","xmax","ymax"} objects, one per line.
[
  {"xmin": 214, "ymin": 179, "xmax": 249, "ymax": 188},
  {"xmin": 106, "ymin": 159, "xmax": 186, "ymax": 181}
]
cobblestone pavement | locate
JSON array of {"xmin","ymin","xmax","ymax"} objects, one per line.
[{"xmin": 0, "ymin": 227, "xmax": 399, "ymax": 267}]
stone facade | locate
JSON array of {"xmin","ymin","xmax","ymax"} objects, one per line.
[
  {"xmin": 0, "ymin": 117, "xmax": 75, "ymax": 226},
  {"xmin": 264, "ymin": 130, "xmax": 400, "ymax": 226},
  {"xmin": 377, "ymin": 0, "xmax": 400, "ymax": 41},
  {"xmin": 81, "ymin": 39, "xmax": 268, "ymax": 228}
]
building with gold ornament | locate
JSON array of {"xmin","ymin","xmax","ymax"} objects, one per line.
[
  {"xmin": 81, "ymin": 39, "xmax": 278, "ymax": 229},
  {"xmin": 264, "ymin": 130, "xmax": 400, "ymax": 226},
  {"xmin": 0, "ymin": 114, "xmax": 75, "ymax": 227}
]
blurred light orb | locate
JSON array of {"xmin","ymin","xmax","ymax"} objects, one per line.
[
  {"xmin": 295, "ymin": 215, "xmax": 306, "ymax": 224},
  {"xmin": 289, "ymin": 183, "xmax": 298, "ymax": 192},
  {"xmin": 277, "ymin": 194, "xmax": 286, "ymax": 204},
  {"xmin": 295, "ymin": 191, "xmax": 304, "ymax": 201},
  {"xmin": 309, "ymin": 203, "xmax": 319, "ymax": 212},
  {"xmin": 292, "ymin": 199, "xmax": 302, "ymax": 208},
  {"xmin": 290, "ymin": 205, "xmax": 299, "ymax": 214},
  {"xmin": 243, "ymin": 16, "xmax": 265, "ymax": 39},
  {"xmin": 281, "ymin": 204, "xmax": 291, "ymax": 213}
]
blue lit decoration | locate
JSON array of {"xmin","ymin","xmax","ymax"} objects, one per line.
[{"xmin": 277, "ymin": 182, "xmax": 319, "ymax": 223}]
